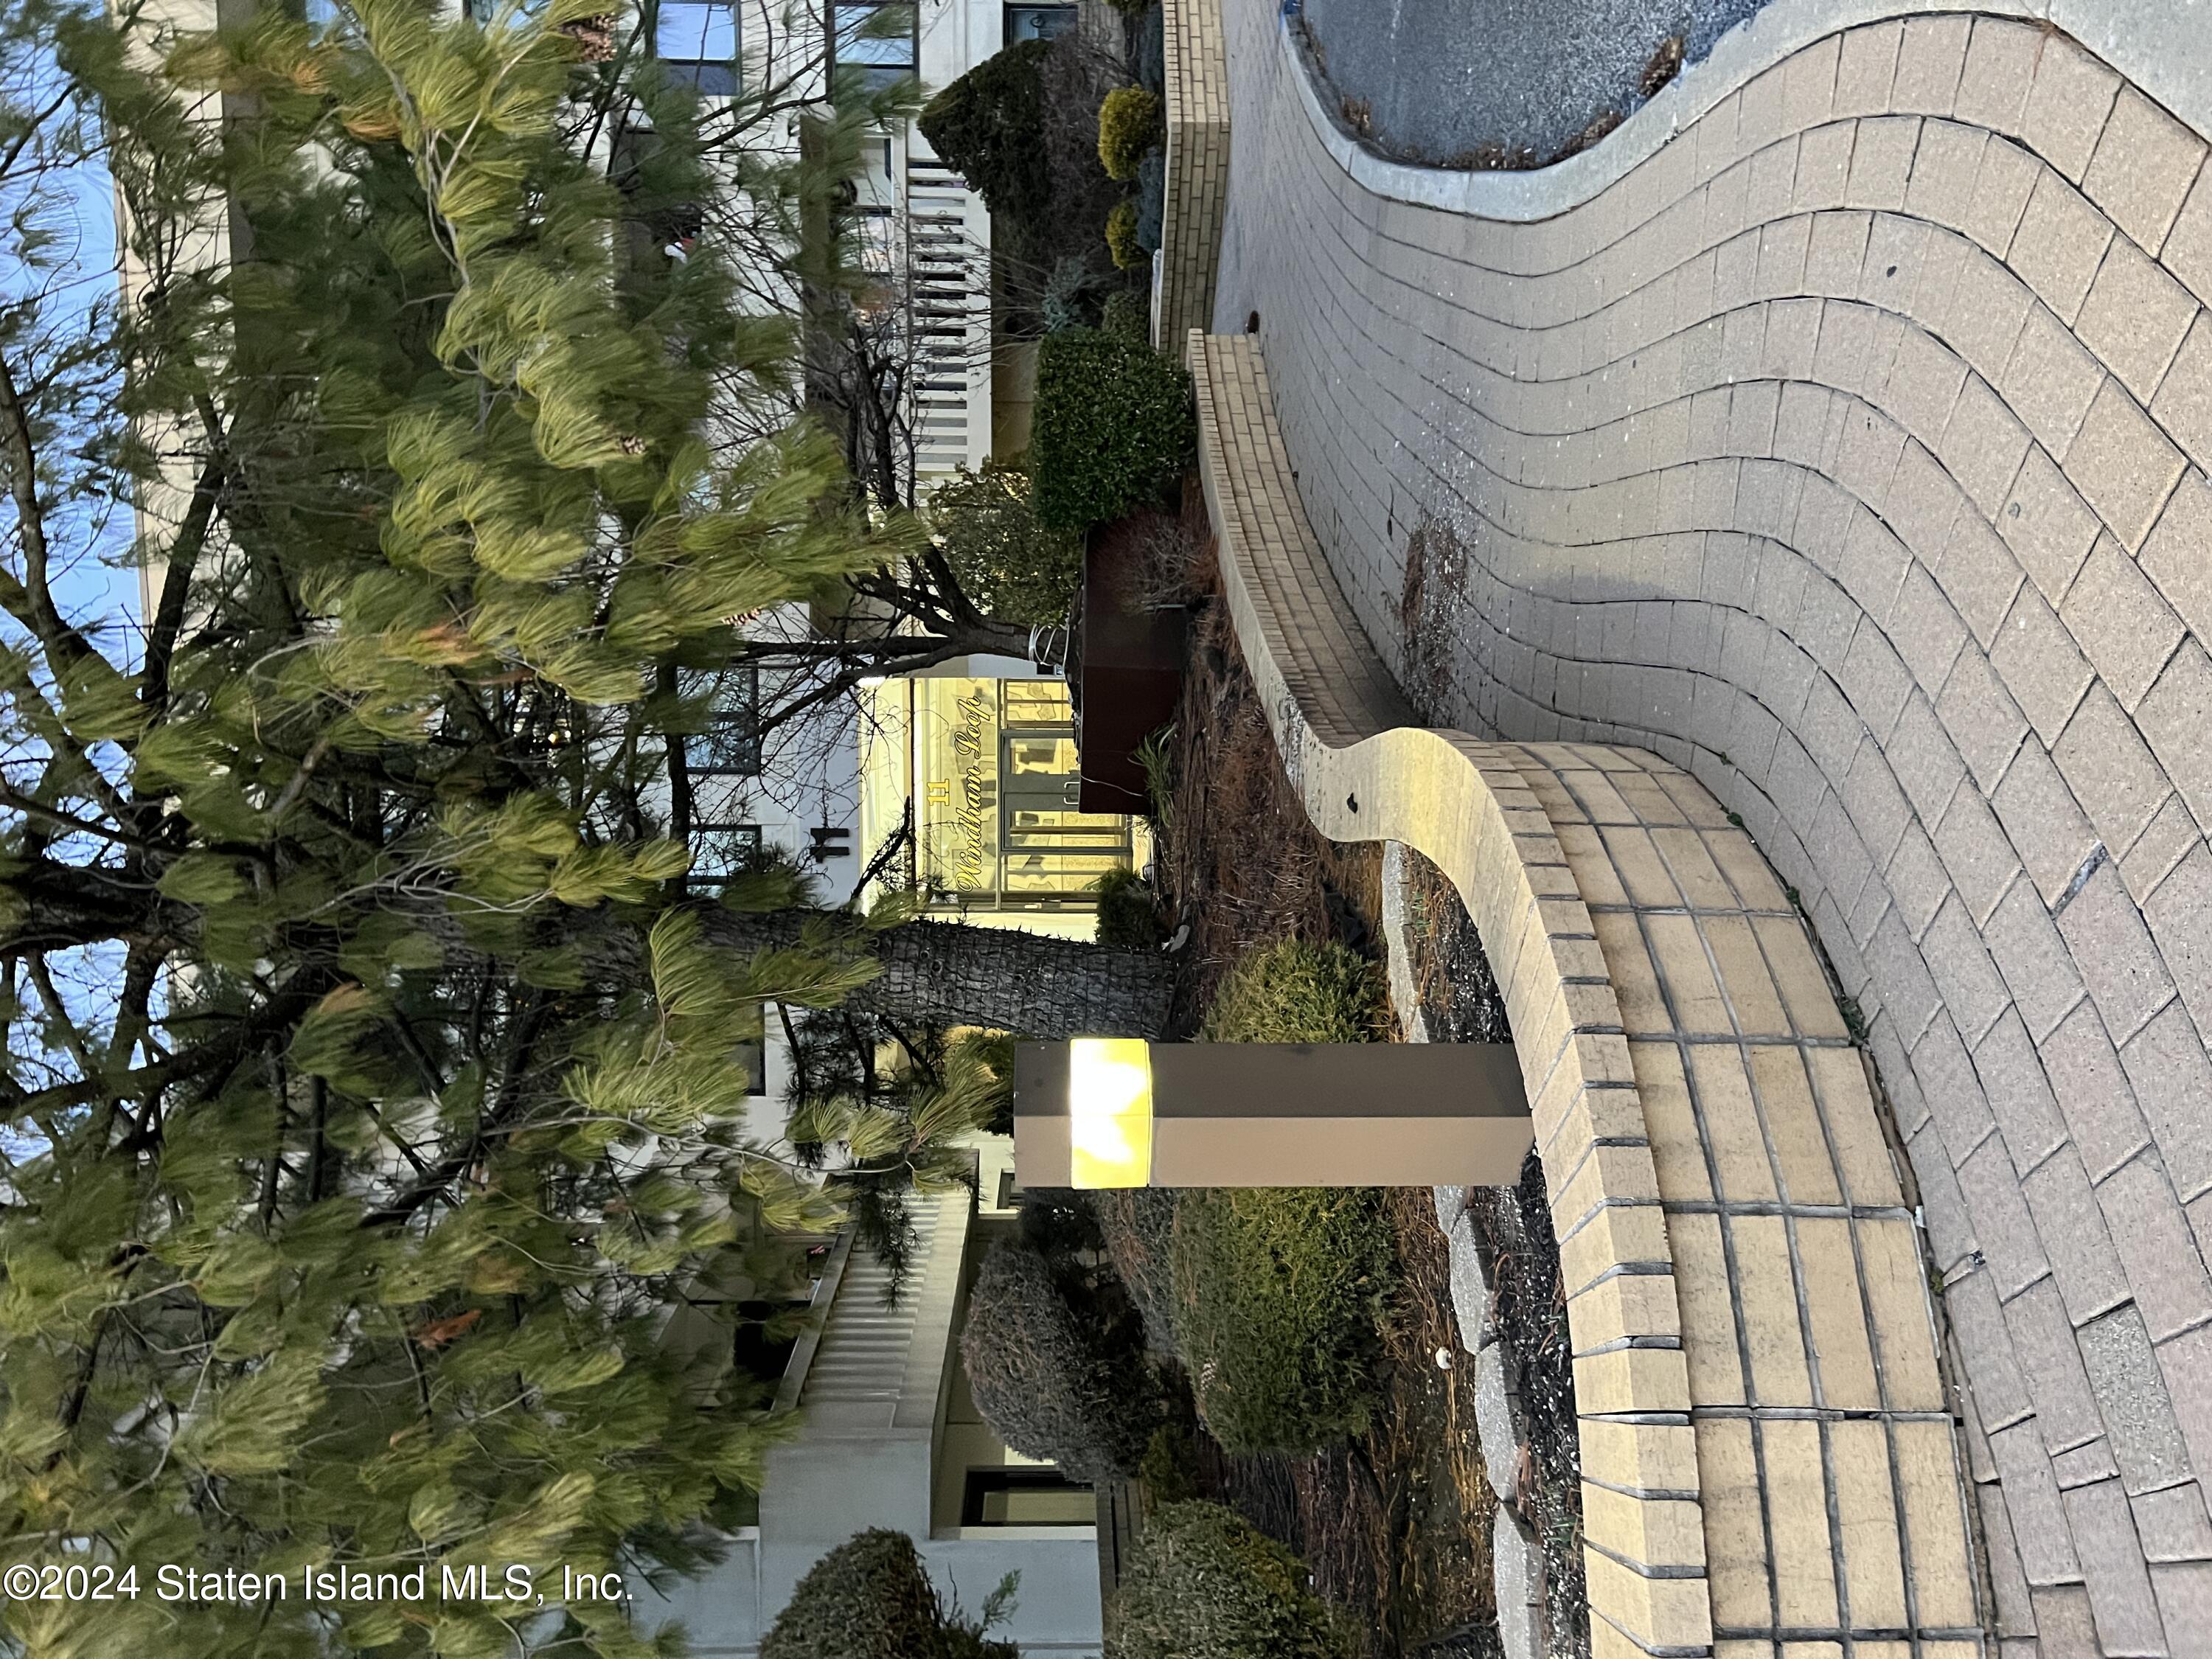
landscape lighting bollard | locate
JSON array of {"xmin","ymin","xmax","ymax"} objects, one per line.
[{"xmin": 1012, "ymin": 1038, "xmax": 1532, "ymax": 1189}]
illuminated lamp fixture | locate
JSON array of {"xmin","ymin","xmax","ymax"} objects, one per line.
[{"xmin": 1014, "ymin": 1038, "xmax": 1531, "ymax": 1189}]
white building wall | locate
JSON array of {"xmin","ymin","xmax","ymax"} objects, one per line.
[{"xmin": 636, "ymin": 1180, "xmax": 1105, "ymax": 1658}]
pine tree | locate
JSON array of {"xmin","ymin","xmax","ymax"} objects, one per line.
[{"xmin": 0, "ymin": 4, "xmax": 1164, "ymax": 1655}]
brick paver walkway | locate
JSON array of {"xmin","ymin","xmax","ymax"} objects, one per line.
[
  {"xmin": 1195, "ymin": 332, "xmax": 1983, "ymax": 1658},
  {"xmin": 1212, "ymin": 9, "xmax": 2212, "ymax": 1654}
]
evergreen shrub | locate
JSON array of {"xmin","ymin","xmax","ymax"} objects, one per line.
[
  {"xmin": 959, "ymin": 1240, "xmax": 1162, "ymax": 1481},
  {"xmin": 1171, "ymin": 1186, "xmax": 1396, "ymax": 1452},
  {"xmin": 1100, "ymin": 288, "xmax": 1150, "ymax": 342},
  {"xmin": 927, "ymin": 460, "xmax": 1082, "ymax": 627},
  {"xmin": 1105, "ymin": 195, "xmax": 1145, "ymax": 268},
  {"xmin": 1089, "ymin": 1186, "xmax": 1181, "ymax": 1353},
  {"xmin": 1096, "ymin": 86, "xmax": 1161, "ymax": 181},
  {"xmin": 1031, "ymin": 327, "xmax": 1193, "ymax": 531},
  {"xmin": 1109, "ymin": 1501, "xmax": 1346, "ymax": 1659},
  {"xmin": 1200, "ymin": 939, "xmax": 1388, "ymax": 1043},
  {"xmin": 1136, "ymin": 1423, "xmax": 1199, "ymax": 1503},
  {"xmin": 762, "ymin": 1529, "xmax": 1017, "ymax": 1659},
  {"xmin": 919, "ymin": 41, "xmax": 1053, "ymax": 228},
  {"xmin": 1093, "ymin": 869, "xmax": 1165, "ymax": 949}
]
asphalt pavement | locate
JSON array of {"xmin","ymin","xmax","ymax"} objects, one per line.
[{"xmin": 1298, "ymin": 0, "xmax": 1770, "ymax": 164}]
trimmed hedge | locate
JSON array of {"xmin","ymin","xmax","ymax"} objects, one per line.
[
  {"xmin": 1200, "ymin": 939, "xmax": 1388, "ymax": 1043},
  {"xmin": 1109, "ymin": 1501, "xmax": 1346, "ymax": 1659},
  {"xmin": 1100, "ymin": 288, "xmax": 1150, "ymax": 342},
  {"xmin": 917, "ymin": 41, "xmax": 1052, "ymax": 229},
  {"xmin": 1172, "ymin": 938, "xmax": 1397, "ymax": 1453},
  {"xmin": 1032, "ymin": 327, "xmax": 1194, "ymax": 532},
  {"xmin": 1089, "ymin": 1186, "xmax": 1180, "ymax": 1353},
  {"xmin": 1171, "ymin": 1186, "xmax": 1396, "ymax": 1453},
  {"xmin": 762, "ymin": 1528, "xmax": 1016, "ymax": 1659},
  {"xmin": 1105, "ymin": 196, "xmax": 1146, "ymax": 270},
  {"xmin": 1097, "ymin": 86, "xmax": 1161, "ymax": 181},
  {"xmin": 959, "ymin": 1239, "xmax": 1162, "ymax": 1481}
]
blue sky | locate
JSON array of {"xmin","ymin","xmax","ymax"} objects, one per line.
[{"xmin": 7, "ymin": 11, "xmax": 141, "ymax": 658}]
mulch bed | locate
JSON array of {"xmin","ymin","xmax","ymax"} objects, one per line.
[
  {"xmin": 1158, "ymin": 508, "xmax": 1381, "ymax": 1037},
  {"xmin": 1402, "ymin": 849, "xmax": 1588, "ymax": 1658},
  {"xmin": 1146, "ymin": 504, "xmax": 1496, "ymax": 1657}
]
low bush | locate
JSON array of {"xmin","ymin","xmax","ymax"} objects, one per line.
[
  {"xmin": 927, "ymin": 460, "xmax": 1082, "ymax": 627},
  {"xmin": 1032, "ymin": 327, "xmax": 1193, "ymax": 532},
  {"xmin": 918, "ymin": 41, "xmax": 1052, "ymax": 229},
  {"xmin": 1136, "ymin": 1423, "xmax": 1199, "ymax": 1504},
  {"xmin": 1040, "ymin": 255, "xmax": 1116, "ymax": 333},
  {"xmin": 1089, "ymin": 1186, "xmax": 1180, "ymax": 1353},
  {"xmin": 1109, "ymin": 1501, "xmax": 1346, "ymax": 1659},
  {"xmin": 763, "ymin": 1528, "xmax": 1017, "ymax": 1659},
  {"xmin": 1097, "ymin": 86, "xmax": 1161, "ymax": 181},
  {"xmin": 1094, "ymin": 869, "xmax": 1165, "ymax": 950},
  {"xmin": 1100, "ymin": 287, "xmax": 1150, "ymax": 342},
  {"xmin": 959, "ymin": 1239, "xmax": 1163, "ymax": 1481},
  {"xmin": 1105, "ymin": 195, "xmax": 1145, "ymax": 269},
  {"xmin": 1200, "ymin": 939, "xmax": 1388, "ymax": 1043},
  {"xmin": 1172, "ymin": 939, "xmax": 1396, "ymax": 1452},
  {"xmin": 1172, "ymin": 1186, "xmax": 1396, "ymax": 1452}
]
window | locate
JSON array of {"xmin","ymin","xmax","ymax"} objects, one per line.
[
  {"xmin": 689, "ymin": 822, "xmax": 765, "ymax": 889},
  {"xmin": 830, "ymin": 1, "xmax": 916, "ymax": 94},
  {"xmin": 961, "ymin": 1468, "xmax": 1093, "ymax": 1526},
  {"xmin": 656, "ymin": 0, "xmax": 740, "ymax": 95},
  {"xmin": 1004, "ymin": 4, "xmax": 1074, "ymax": 44},
  {"xmin": 689, "ymin": 666, "xmax": 764, "ymax": 778},
  {"xmin": 678, "ymin": 668, "xmax": 765, "ymax": 888},
  {"xmin": 732, "ymin": 1037, "xmax": 768, "ymax": 1097}
]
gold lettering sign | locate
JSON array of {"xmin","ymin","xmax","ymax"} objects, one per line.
[{"xmin": 950, "ymin": 690, "xmax": 995, "ymax": 890}]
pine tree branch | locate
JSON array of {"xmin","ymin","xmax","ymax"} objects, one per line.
[
  {"xmin": 0, "ymin": 350, "xmax": 105, "ymax": 676},
  {"xmin": 0, "ymin": 782, "xmax": 151, "ymax": 850},
  {"xmin": 139, "ymin": 451, "xmax": 226, "ymax": 719},
  {"xmin": 24, "ymin": 953, "xmax": 100, "ymax": 1087}
]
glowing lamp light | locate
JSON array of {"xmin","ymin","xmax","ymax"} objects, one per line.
[
  {"xmin": 1012, "ymin": 1039, "xmax": 1531, "ymax": 1189},
  {"xmin": 1066, "ymin": 1037, "xmax": 1153, "ymax": 1189}
]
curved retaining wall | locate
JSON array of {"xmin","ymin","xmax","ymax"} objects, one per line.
[
  {"xmin": 1151, "ymin": 0, "xmax": 1229, "ymax": 352},
  {"xmin": 1209, "ymin": 1, "xmax": 2212, "ymax": 1650},
  {"xmin": 1192, "ymin": 331, "xmax": 1980, "ymax": 1659}
]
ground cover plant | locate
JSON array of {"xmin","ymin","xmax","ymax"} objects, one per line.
[{"xmin": 1399, "ymin": 852, "xmax": 1586, "ymax": 1656}]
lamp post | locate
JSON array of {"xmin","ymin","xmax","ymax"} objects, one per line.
[{"xmin": 1012, "ymin": 1039, "xmax": 1532, "ymax": 1189}]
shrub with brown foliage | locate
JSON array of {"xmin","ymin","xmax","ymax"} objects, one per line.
[{"xmin": 959, "ymin": 1238, "xmax": 1164, "ymax": 1481}]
